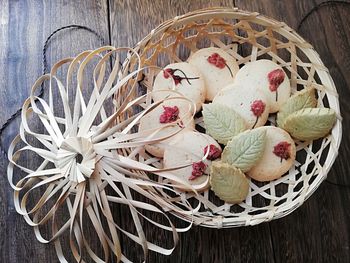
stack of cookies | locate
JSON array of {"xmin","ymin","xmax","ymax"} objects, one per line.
[{"xmin": 138, "ymin": 47, "xmax": 337, "ymax": 204}]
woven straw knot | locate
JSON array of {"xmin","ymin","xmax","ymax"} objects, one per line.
[
  {"xmin": 266, "ymin": 210, "xmax": 275, "ymax": 220},
  {"xmin": 214, "ymin": 215, "xmax": 224, "ymax": 228},
  {"xmin": 56, "ymin": 137, "xmax": 96, "ymax": 183}
]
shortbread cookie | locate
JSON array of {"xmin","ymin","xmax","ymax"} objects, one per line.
[
  {"xmin": 188, "ymin": 47, "xmax": 239, "ymax": 101},
  {"xmin": 283, "ymin": 108, "xmax": 336, "ymax": 141},
  {"xmin": 221, "ymin": 127, "xmax": 267, "ymax": 172},
  {"xmin": 247, "ymin": 126, "xmax": 296, "ymax": 182},
  {"xmin": 202, "ymin": 103, "xmax": 248, "ymax": 145},
  {"xmin": 210, "ymin": 161, "xmax": 249, "ymax": 204},
  {"xmin": 234, "ymin": 59, "xmax": 291, "ymax": 113},
  {"xmin": 213, "ymin": 84, "xmax": 270, "ymax": 128},
  {"xmin": 277, "ymin": 87, "xmax": 317, "ymax": 128},
  {"xmin": 152, "ymin": 62, "xmax": 205, "ymax": 112},
  {"xmin": 139, "ymin": 100, "xmax": 195, "ymax": 157},
  {"xmin": 163, "ymin": 129, "xmax": 221, "ymax": 191}
]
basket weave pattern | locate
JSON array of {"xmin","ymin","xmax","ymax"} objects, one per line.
[{"xmin": 121, "ymin": 8, "xmax": 342, "ymax": 227}]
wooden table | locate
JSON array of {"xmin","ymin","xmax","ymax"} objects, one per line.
[{"xmin": 1, "ymin": 1, "xmax": 349, "ymax": 262}]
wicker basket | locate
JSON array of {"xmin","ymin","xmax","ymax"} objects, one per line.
[
  {"xmin": 6, "ymin": 7, "xmax": 343, "ymax": 263},
  {"xmin": 118, "ymin": 7, "xmax": 342, "ymax": 227}
]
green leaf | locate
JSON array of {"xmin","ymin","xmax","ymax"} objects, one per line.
[
  {"xmin": 283, "ymin": 107, "xmax": 336, "ymax": 141},
  {"xmin": 202, "ymin": 103, "xmax": 247, "ymax": 144},
  {"xmin": 210, "ymin": 161, "xmax": 249, "ymax": 204},
  {"xmin": 277, "ymin": 87, "xmax": 317, "ymax": 128},
  {"xmin": 221, "ymin": 128, "xmax": 266, "ymax": 172}
]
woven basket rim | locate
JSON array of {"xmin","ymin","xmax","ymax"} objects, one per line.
[{"xmin": 129, "ymin": 7, "xmax": 343, "ymax": 227}]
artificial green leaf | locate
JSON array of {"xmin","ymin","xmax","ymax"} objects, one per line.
[
  {"xmin": 284, "ymin": 108, "xmax": 336, "ymax": 141},
  {"xmin": 202, "ymin": 103, "xmax": 247, "ymax": 144},
  {"xmin": 277, "ymin": 87, "xmax": 317, "ymax": 128},
  {"xmin": 210, "ymin": 161, "xmax": 249, "ymax": 204},
  {"xmin": 221, "ymin": 127, "xmax": 266, "ymax": 172}
]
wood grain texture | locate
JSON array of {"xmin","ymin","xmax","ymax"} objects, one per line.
[
  {"xmin": 303, "ymin": 1, "xmax": 350, "ymax": 262},
  {"xmin": 0, "ymin": 0, "xmax": 349, "ymax": 262},
  {"xmin": 236, "ymin": 1, "xmax": 350, "ymax": 262},
  {"xmin": 0, "ymin": 0, "xmax": 110, "ymax": 262}
]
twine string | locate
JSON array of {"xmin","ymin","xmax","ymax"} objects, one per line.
[
  {"xmin": 296, "ymin": 0, "xmax": 350, "ymax": 30},
  {"xmin": 0, "ymin": 25, "xmax": 106, "ymax": 157}
]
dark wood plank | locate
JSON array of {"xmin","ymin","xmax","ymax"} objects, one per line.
[
  {"xmin": 301, "ymin": 1, "xmax": 350, "ymax": 262},
  {"xmin": 236, "ymin": 1, "xmax": 350, "ymax": 262},
  {"xmin": 1, "ymin": 0, "xmax": 349, "ymax": 262},
  {"xmin": 0, "ymin": 2, "xmax": 10, "ymax": 262},
  {"xmin": 309, "ymin": 0, "xmax": 350, "ymax": 185},
  {"xmin": 0, "ymin": 0, "xmax": 110, "ymax": 262},
  {"xmin": 0, "ymin": 157, "xmax": 8, "ymax": 262},
  {"xmin": 109, "ymin": 1, "xmax": 275, "ymax": 262}
]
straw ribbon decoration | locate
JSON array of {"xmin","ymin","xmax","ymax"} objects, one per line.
[{"xmin": 7, "ymin": 46, "xmax": 200, "ymax": 263}]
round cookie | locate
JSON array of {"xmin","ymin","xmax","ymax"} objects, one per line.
[
  {"xmin": 233, "ymin": 59, "xmax": 291, "ymax": 113},
  {"xmin": 188, "ymin": 47, "xmax": 239, "ymax": 101},
  {"xmin": 210, "ymin": 161, "xmax": 249, "ymax": 204},
  {"xmin": 152, "ymin": 62, "xmax": 205, "ymax": 112},
  {"xmin": 213, "ymin": 84, "xmax": 270, "ymax": 128},
  {"xmin": 163, "ymin": 129, "xmax": 221, "ymax": 191},
  {"xmin": 247, "ymin": 126, "xmax": 296, "ymax": 182},
  {"xmin": 139, "ymin": 99, "xmax": 195, "ymax": 157}
]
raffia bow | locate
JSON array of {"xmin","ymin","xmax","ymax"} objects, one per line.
[{"xmin": 7, "ymin": 46, "xmax": 206, "ymax": 262}]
